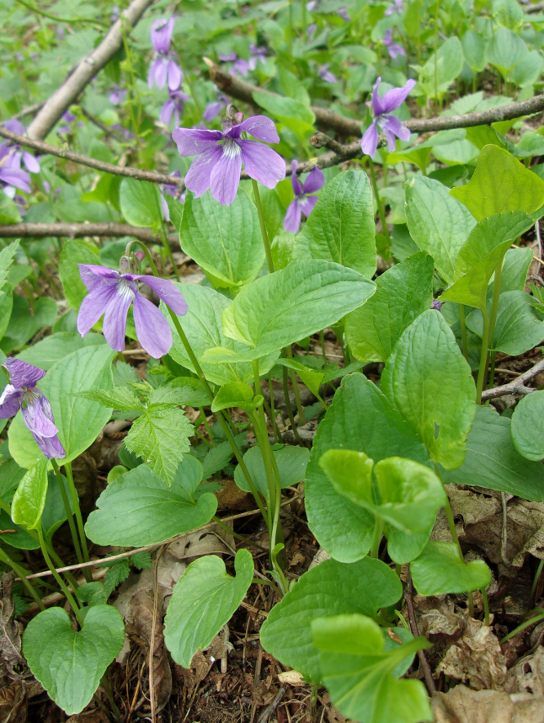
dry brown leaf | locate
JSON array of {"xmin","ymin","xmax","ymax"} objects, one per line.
[
  {"xmin": 0, "ymin": 681, "xmax": 26, "ymax": 723},
  {"xmin": 66, "ymin": 710, "xmax": 109, "ymax": 723},
  {"xmin": 417, "ymin": 596, "xmax": 466, "ymax": 639},
  {"xmin": 432, "ymin": 684, "xmax": 544, "ymax": 723},
  {"xmin": 0, "ymin": 573, "xmax": 24, "ymax": 683},
  {"xmin": 505, "ymin": 646, "xmax": 544, "ymax": 696},
  {"xmin": 167, "ymin": 528, "xmax": 232, "ymax": 562},
  {"xmin": 437, "ymin": 618, "xmax": 508, "ymax": 690},
  {"xmin": 278, "ymin": 670, "xmax": 306, "ymax": 686}
]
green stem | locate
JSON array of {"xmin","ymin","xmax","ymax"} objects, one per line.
[
  {"xmin": 488, "ymin": 352, "xmax": 496, "ymax": 398},
  {"xmin": 251, "ymin": 179, "xmax": 275, "ymax": 273},
  {"xmin": 368, "ymin": 159, "xmax": 390, "ymax": 244},
  {"xmin": 100, "ymin": 673, "xmax": 122, "ymax": 720},
  {"xmin": 433, "ymin": 0, "xmax": 441, "ymax": 105},
  {"xmin": 531, "ymin": 559, "xmax": 544, "ymax": 601},
  {"xmin": 212, "ymin": 516, "xmax": 268, "ymax": 552},
  {"xmin": 486, "ymin": 259, "xmax": 503, "ymax": 389},
  {"xmin": 301, "ymin": 0, "xmax": 307, "ymax": 40},
  {"xmin": 64, "ymin": 463, "xmax": 91, "ymax": 581},
  {"xmin": 482, "ymin": 587, "xmax": 490, "ymax": 626},
  {"xmin": 459, "ymin": 304, "xmax": 469, "ymax": 362},
  {"xmin": 159, "ymin": 222, "xmax": 180, "ymax": 280},
  {"xmin": 51, "ymin": 460, "xmax": 84, "ymax": 565},
  {"xmin": 199, "ymin": 408, "xmax": 216, "ymax": 446},
  {"xmin": 370, "ymin": 517, "xmax": 384, "ymax": 558},
  {"xmin": 476, "ymin": 304, "xmax": 490, "ymax": 404},
  {"xmin": 282, "ymin": 366, "xmax": 304, "ymax": 445},
  {"xmin": 38, "ymin": 527, "xmax": 83, "ymax": 626},
  {"xmin": 501, "ymin": 611, "xmax": 544, "ymax": 644},
  {"xmin": 267, "ymin": 375, "xmax": 281, "ymax": 444},
  {"xmin": 252, "ymin": 577, "xmax": 281, "ymax": 595},
  {"xmin": 284, "ymin": 347, "xmax": 305, "ymax": 423},
  {"xmin": 0, "ymin": 547, "xmax": 44, "ymax": 610}
]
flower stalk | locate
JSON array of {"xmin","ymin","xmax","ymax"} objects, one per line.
[{"xmin": 252, "ymin": 179, "xmax": 275, "ymax": 273}]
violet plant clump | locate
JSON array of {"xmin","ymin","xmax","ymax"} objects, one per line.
[{"xmin": 361, "ymin": 76, "xmax": 416, "ymax": 157}]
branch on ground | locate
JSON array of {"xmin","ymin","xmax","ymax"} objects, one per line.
[{"xmin": 481, "ymin": 358, "xmax": 544, "ymax": 400}]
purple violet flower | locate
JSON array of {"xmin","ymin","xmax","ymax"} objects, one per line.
[
  {"xmin": 109, "ymin": 85, "xmax": 127, "ymax": 106},
  {"xmin": 0, "ymin": 145, "xmax": 32, "ymax": 194},
  {"xmin": 385, "ymin": 0, "xmax": 404, "ymax": 15},
  {"xmin": 3, "ymin": 119, "xmax": 40, "ymax": 174},
  {"xmin": 284, "ymin": 160, "xmax": 324, "ymax": 233},
  {"xmin": 203, "ymin": 93, "xmax": 229, "ymax": 123},
  {"xmin": 361, "ymin": 76, "xmax": 416, "ymax": 158},
  {"xmin": 160, "ymin": 170, "xmax": 186, "ymax": 221},
  {"xmin": 307, "ymin": 23, "xmax": 317, "ymax": 39},
  {"xmin": 431, "ymin": 300, "xmax": 443, "ymax": 311},
  {"xmin": 77, "ymin": 261, "xmax": 187, "ymax": 359},
  {"xmin": 337, "ymin": 7, "xmax": 351, "ymax": 20},
  {"xmin": 148, "ymin": 18, "xmax": 183, "ymax": 92},
  {"xmin": 383, "ymin": 29, "xmax": 405, "ymax": 59},
  {"xmin": 0, "ymin": 358, "xmax": 65, "ymax": 459},
  {"xmin": 306, "ymin": 0, "xmax": 318, "ymax": 10},
  {"xmin": 219, "ymin": 52, "xmax": 251, "ymax": 77},
  {"xmin": 319, "ymin": 64, "xmax": 338, "ymax": 83},
  {"xmin": 172, "ymin": 109, "xmax": 285, "ymax": 206},
  {"xmin": 160, "ymin": 88, "xmax": 191, "ymax": 127},
  {"xmin": 111, "ymin": 5, "xmax": 120, "ymax": 21},
  {"xmin": 249, "ymin": 44, "xmax": 267, "ymax": 69},
  {"xmin": 57, "ymin": 111, "xmax": 78, "ymax": 134}
]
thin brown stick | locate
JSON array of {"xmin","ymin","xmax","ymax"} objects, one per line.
[
  {"xmin": 481, "ymin": 357, "xmax": 544, "ymax": 400},
  {"xmin": 406, "ymin": 569, "xmax": 436, "ymax": 694},
  {"xmin": 206, "ymin": 59, "xmax": 544, "ymax": 136},
  {"xmin": 0, "ymin": 221, "xmax": 179, "ymax": 247},
  {"xmin": 149, "ymin": 545, "xmax": 166, "ymax": 723}
]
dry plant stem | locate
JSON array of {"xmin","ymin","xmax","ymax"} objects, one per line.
[
  {"xmin": 0, "ymin": 547, "xmax": 44, "ymax": 610},
  {"xmin": 26, "ymin": 0, "xmax": 155, "ymax": 139},
  {"xmin": 149, "ymin": 545, "xmax": 166, "ymax": 723},
  {"xmin": 406, "ymin": 568, "xmax": 436, "ymax": 694},
  {"xmin": 252, "ymin": 180, "xmax": 275, "ymax": 273},
  {"xmin": 0, "ymin": 222, "xmax": 180, "ymax": 248},
  {"xmin": 481, "ymin": 357, "xmax": 544, "ymax": 399},
  {"xmin": 38, "ymin": 526, "xmax": 84, "ymax": 626},
  {"xmin": 51, "ymin": 459, "xmax": 84, "ymax": 566},
  {"xmin": 65, "ymin": 462, "xmax": 91, "ymax": 579}
]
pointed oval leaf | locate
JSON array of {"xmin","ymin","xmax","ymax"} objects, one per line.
[
  {"xmin": 381, "ymin": 310, "xmax": 476, "ymax": 469},
  {"xmin": 511, "ymin": 391, "xmax": 544, "ymax": 461},
  {"xmin": 120, "ymin": 178, "xmax": 163, "ymax": 232},
  {"xmin": 411, "ymin": 541, "xmax": 491, "ymax": 595},
  {"xmin": 211, "ymin": 382, "xmax": 259, "ymax": 413},
  {"xmin": 85, "ymin": 464, "xmax": 217, "ymax": 546},
  {"xmin": 318, "ymin": 449, "xmax": 375, "ymax": 507},
  {"xmin": 11, "ymin": 458, "xmax": 48, "ymax": 530},
  {"xmin": 260, "ymin": 556, "xmax": 402, "ymax": 683},
  {"xmin": 23, "ymin": 605, "xmax": 125, "ymax": 715},
  {"xmin": 164, "ymin": 549, "xmax": 254, "ymax": 667},
  {"xmin": 234, "ymin": 445, "xmax": 310, "ymax": 497}
]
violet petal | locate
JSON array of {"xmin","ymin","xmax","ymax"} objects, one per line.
[
  {"xmin": 136, "ymin": 276, "xmax": 188, "ymax": 316},
  {"xmin": 238, "ymin": 139, "xmax": 286, "ymax": 189},
  {"xmin": 102, "ymin": 284, "xmax": 134, "ymax": 352},
  {"xmin": 298, "ymin": 194, "xmax": 319, "ymax": 218},
  {"xmin": 172, "ymin": 127, "xmax": 223, "ymax": 156},
  {"xmin": 4, "ymin": 358, "xmax": 45, "ymax": 389},
  {"xmin": 132, "ymin": 292, "xmax": 173, "ymax": 358},
  {"xmin": 21, "ymin": 394, "xmax": 65, "ymax": 459},
  {"xmin": 209, "ymin": 146, "xmax": 243, "ymax": 206},
  {"xmin": 237, "ymin": 115, "xmax": 280, "ymax": 144},
  {"xmin": 0, "ymin": 386, "xmax": 23, "ymax": 419},
  {"xmin": 185, "ymin": 144, "xmax": 224, "ymax": 197},
  {"xmin": 284, "ymin": 200, "xmax": 302, "ymax": 234},
  {"xmin": 361, "ymin": 120, "xmax": 379, "ymax": 157},
  {"xmin": 302, "ymin": 165, "xmax": 324, "ymax": 194},
  {"xmin": 291, "ymin": 160, "xmax": 303, "ymax": 196},
  {"xmin": 77, "ymin": 284, "xmax": 118, "ymax": 337},
  {"xmin": 380, "ymin": 79, "xmax": 416, "ymax": 115}
]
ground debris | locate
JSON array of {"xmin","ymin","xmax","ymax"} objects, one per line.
[{"xmin": 432, "ymin": 684, "xmax": 544, "ymax": 723}]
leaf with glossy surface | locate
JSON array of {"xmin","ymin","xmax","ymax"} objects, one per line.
[
  {"xmin": 345, "ymin": 252, "xmax": 434, "ymax": 362},
  {"xmin": 221, "ymin": 260, "xmax": 376, "ymax": 362},
  {"xmin": 17, "ymin": 332, "xmax": 106, "ymax": 370},
  {"xmin": 511, "ymin": 391, "xmax": 544, "ymax": 461},
  {"xmin": 234, "ymin": 445, "xmax": 310, "ymax": 497},
  {"xmin": 120, "ymin": 178, "xmax": 162, "ymax": 232},
  {"xmin": 9, "ymin": 345, "xmax": 116, "ymax": 468},
  {"xmin": 312, "ymin": 614, "xmax": 433, "ymax": 723},
  {"xmin": 23, "ymin": 605, "xmax": 125, "ymax": 715},
  {"xmin": 211, "ymin": 382, "xmax": 259, "ymax": 413},
  {"xmin": 180, "ymin": 191, "xmax": 264, "ymax": 289},
  {"xmin": 411, "ymin": 541, "xmax": 491, "ymax": 595},
  {"xmin": 405, "ymin": 177, "xmax": 476, "ymax": 284},
  {"xmin": 306, "ymin": 374, "xmax": 431, "ymax": 562},
  {"xmin": 381, "ymin": 311, "xmax": 476, "ymax": 469},
  {"xmin": 164, "ymin": 549, "xmax": 253, "ymax": 667},
  {"xmin": 299, "ymin": 169, "xmax": 376, "ymax": 277},
  {"xmin": 260, "ymin": 557, "xmax": 402, "ymax": 683},
  {"xmin": 11, "ymin": 459, "xmax": 48, "ymax": 530},
  {"xmin": 85, "ymin": 464, "xmax": 217, "ymax": 546},
  {"xmin": 441, "ymin": 405, "xmax": 544, "ymax": 500},
  {"xmin": 451, "ymin": 145, "xmax": 544, "ymax": 221}
]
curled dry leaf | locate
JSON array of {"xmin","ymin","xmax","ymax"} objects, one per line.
[
  {"xmin": 432, "ymin": 684, "xmax": 544, "ymax": 723},
  {"xmin": 0, "ymin": 573, "xmax": 24, "ymax": 682},
  {"xmin": 505, "ymin": 646, "xmax": 544, "ymax": 696},
  {"xmin": 278, "ymin": 670, "xmax": 306, "ymax": 686},
  {"xmin": 437, "ymin": 618, "xmax": 507, "ymax": 690}
]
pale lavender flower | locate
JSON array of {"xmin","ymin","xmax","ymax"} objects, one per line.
[
  {"xmin": 56, "ymin": 26, "xmax": 65, "ymax": 40},
  {"xmin": 203, "ymin": 93, "xmax": 229, "ymax": 123},
  {"xmin": 160, "ymin": 89, "xmax": 191, "ymax": 127},
  {"xmin": 284, "ymin": 160, "xmax": 324, "ymax": 233},
  {"xmin": 306, "ymin": 0, "xmax": 318, "ymax": 10},
  {"xmin": 0, "ymin": 143, "xmax": 33, "ymax": 194},
  {"xmin": 219, "ymin": 52, "xmax": 251, "ymax": 77},
  {"xmin": 57, "ymin": 111, "xmax": 78, "ymax": 134},
  {"xmin": 4, "ymin": 120, "xmax": 40, "ymax": 174},
  {"xmin": 361, "ymin": 76, "xmax": 415, "ymax": 157},
  {"xmin": 0, "ymin": 358, "xmax": 65, "ymax": 459},
  {"xmin": 337, "ymin": 7, "xmax": 351, "ymax": 20},
  {"xmin": 431, "ymin": 300, "xmax": 443, "ymax": 311},
  {"xmin": 77, "ymin": 261, "xmax": 187, "ymax": 358},
  {"xmin": 385, "ymin": 0, "xmax": 404, "ymax": 15},
  {"xmin": 160, "ymin": 170, "xmax": 185, "ymax": 221},
  {"xmin": 307, "ymin": 23, "xmax": 317, "ymax": 39},
  {"xmin": 319, "ymin": 64, "xmax": 338, "ymax": 83},
  {"xmin": 383, "ymin": 29, "xmax": 405, "ymax": 59},
  {"xmin": 111, "ymin": 5, "xmax": 120, "ymax": 21},
  {"xmin": 249, "ymin": 44, "xmax": 267, "ymax": 69},
  {"xmin": 112, "ymin": 124, "xmax": 135, "ymax": 141},
  {"xmin": 172, "ymin": 109, "xmax": 285, "ymax": 206},
  {"xmin": 109, "ymin": 85, "xmax": 127, "ymax": 106},
  {"xmin": 148, "ymin": 18, "xmax": 183, "ymax": 92}
]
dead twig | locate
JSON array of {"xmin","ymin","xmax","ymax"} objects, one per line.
[
  {"xmin": 481, "ymin": 357, "xmax": 544, "ymax": 400},
  {"xmin": 0, "ymin": 221, "xmax": 179, "ymax": 247},
  {"xmin": 406, "ymin": 569, "xmax": 436, "ymax": 695},
  {"xmin": 257, "ymin": 687, "xmax": 286, "ymax": 723}
]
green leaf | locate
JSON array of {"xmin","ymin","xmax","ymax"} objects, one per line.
[
  {"xmin": 169, "ymin": 376, "xmax": 210, "ymax": 408},
  {"xmin": 278, "ymin": 65, "xmax": 311, "ymax": 105},
  {"xmin": 0, "ymin": 510, "xmax": 39, "ymax": 550},
  {"xmin": 405, "ymin": 177, "xmax": 476, "ymax": 284},
  {"xmin": 9, "ymin": 345, "xmax": 116, "ymax": 468},
  {"xmin": 466, "ymin": 291, "xmax": 544, "ymax": 355},
  {"xmin": 103, "ymin": 559, "xmax": 131, "ymax": 597},
  {"xmin": 306, "ymin": 374, "xmax": 431, "ymax": 562},
  {"xmin": 86, "ymin": 463, "xmax": 217, "ymax": 546},
  {"xmin": 419, "ymin": 37, "xmax": 464, "ymax": 97},
  {"xmin": 345, "ymin": 252, "xmax": 434, "ymax": 362},
  {"xmin": 211, "ymin": 382, "xmax": 260, "ymax": 413},
  {"xmin": 276, "ymin": 358, "xmax": 324, "ymax": 397},
  {"xmin": 319, "ymin": 451, "xmax": 446, "ymax": 535},
  {"xmin": 164, "ymin": 549, "xmax": 254, "ymax": 667},
  {"xmin": 312, "ymin": 614, "xmax": 433, "ymax": 723},
  {"xmin": 253, "ymin": 92, "xmax": 315, "ymax": 142},
  {"xmin": 163, "ymin": 284, "xmax": 279, "ymax": 386},
  {"xmin": 219, "ymin": 260, "xmax": 376, "ymax": 362},
  {"xmin": 11, "ymin": 459, "xmax": 48, "ymax": 530},
  {"xmin": 23, "ymin": 605, "xmax": 125, "ymax": 715},
  {"xmin": 0, "ymin": 296, "xmax": 58, "ymax": 355},
  {"xmin": 0, "ymin": 289, "xmax": 13, "ymax": 344},
  {"xmin": 0, "ymin": 241, "xmax": 19, "ymax": 289},
  {"xmin": 382, "ymin": 310, "xmax": 476, "ymax": 469},
  {"xmin": 440, "ymin": 211, "xmax": 534, "ymax": 309},
  {"xmin": 234, "ymin": 445, "xmax": 309, "ymax": 497},
  {"xmin": 124, "ymin": 404, "xmax": 193, "ymax": 485},
  {"xmin": 509, "ymin": 50, "xmax": 543, "ymax": 88},
  {"xmin": 441, "ymin": 405, "xmax": 544, "ymax": 500},
  {"xmin": 179, "ymin": 191, "xmax": 264, "ymax": 289},
  {"xmin": 299, "ymin": 169, "xmax": 376, "ymax": 277},
  {"xmin": 462, "ymin": 31, "xmax": 486, "ymax": 72},
  {"xmin": 164, "ymin": 194, "xmax": 184, "ymax": 231},
  {"xmin": 260, "ymin": 557, "xmax": 402, "ymax": 683},
  {"xmin": 59, "ymin": 240, "xmax": 100, "ymax": 311},
  {"xmin": 0, "ymin": 191, "xmax": 22, "ymax": 224},
  {"xmin": 489, "ymin": 248, "xmax": 533, "ymax": 297},
  {"xmin": 42, "ymin": 470, "xmax": 74, "ymax": 541},
  {"xmin": 119, "ymin": 178, "xmax": 163, "ymax": 232},
  {"xmin": 511, "ymin": 391, "xmax": 544, "ymax": 461},
  {"xmin": 411, "ymin": 541, "xmax": 491, "ymax": 595},
  {"xmin": 17, "ymin": 332, "xmax": 106, "ymax": 370},
  {"xmin": 486, "ymin": 27, "xmax": 527, "ymax": 76},
  {"xmin": 78, "ymin": 386, "xmax": 144, "ymax": 412},
  {"xmin": 450, "ymin": 146, "xmax": 544, "ymax": 221}
]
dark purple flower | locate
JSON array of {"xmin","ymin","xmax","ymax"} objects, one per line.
[
  {"xmin": 284, "ymin": 160, "xmax": 324, "ymax": 233},
  {"xmin": 431, "ymin": 300, "xmax": 443, "ymax": 311},
  {"xmin": 203, "ymin": 93, "xmax": 229, "ymax": 123},
  {"xmin": 160, "ymin": 88, "xmax": 191, "ymax": 127},
  {"xmin": 385, "ymin": 0, "xmax": 404, "ymax": 15},
  {"xmin": 172, "ymin": 110, "xmax": 285, "ymax": 206},
  {"xmin": 361, "ymin": 76, "xmax": 415, "ymax": 158},
  {"xmin": 148, "ymin": 18, "xmax": 183, "ymax": 92},
  {"xmin": 319, "ymin": 64, "xmax": 338, "ymax": 83},
  {"xmin": 0, "ymin": 358, "xmax": 65, "ymax": 459},
  {"xmin": 383, "ymin": 29, "xmax": 405, "ymax": 59},
  {"xmin": 77, "ymin": 263, "xmax": 188, "ymax": 358},
  {"xmin": 337, "ymin": 7, "xmax": 351, "ymax": 20},
  {"xmin": 109, "ymin": 85, "xmax": 127, "ymax": 106}
]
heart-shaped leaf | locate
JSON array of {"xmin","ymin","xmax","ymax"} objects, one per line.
[
  {"xmin": 164, "ymin": 549, "xmax": 254, "ymax": 668},
  {"xmin": 234, "ymin": 445, "xmax": 310, "ymax": 497},
  {"xmin": 411, "ymin": 541, "xmax": 491, "ymax": 595},
  {"xmin": 11, "ymin": 459, "xmax": 48, "ymax": 530},
  {"xmin": 23, "ymin": 605, "xmax": 125, "ymax": 715}
]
